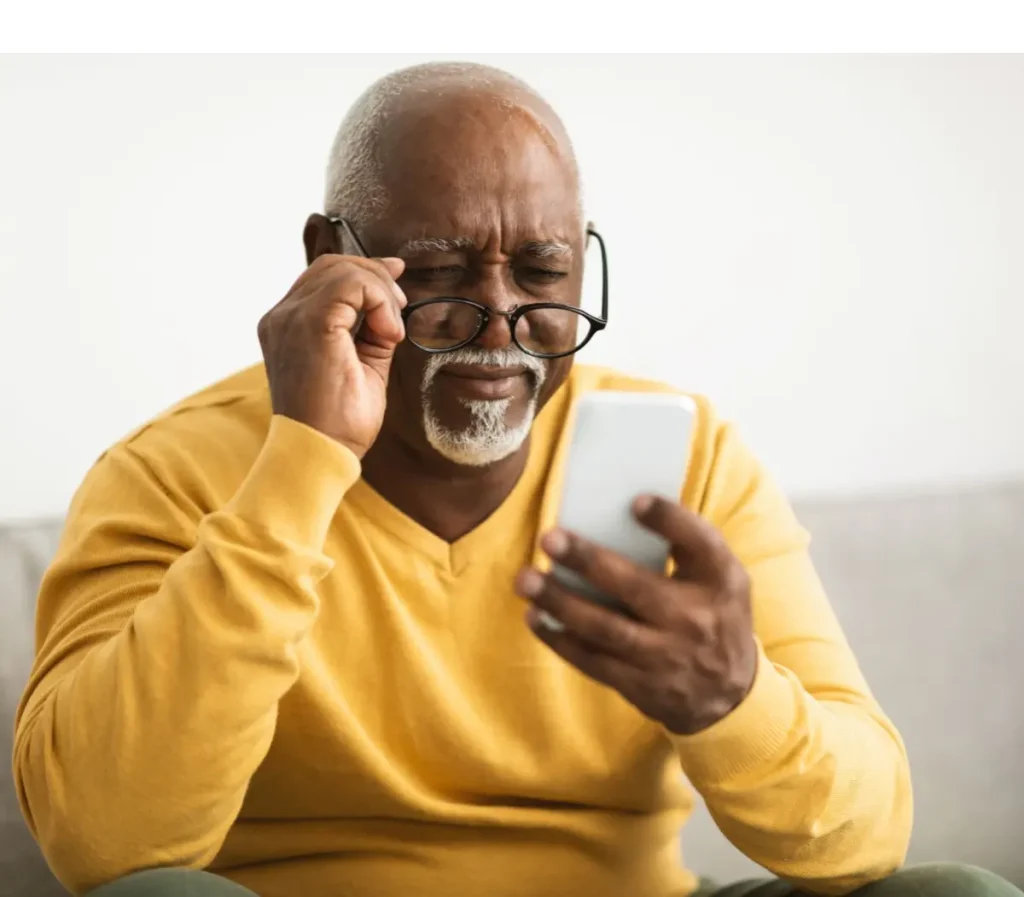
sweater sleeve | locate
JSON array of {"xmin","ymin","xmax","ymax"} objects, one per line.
[
  {"xmin": 13, "ymin": 415, "xmax": 361, "ymax": 896},
  {"xmin": 672, "ymin": 412, "xmax": 913, "ymax": 896}
]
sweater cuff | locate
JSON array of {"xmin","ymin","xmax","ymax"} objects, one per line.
[
  {"xmin": 226, "ymin": 415, "xmax": 362, "ymax": 551},
  {"xmin": 671, "ymin": 642, "xmax": 802, "ymax": 787}
]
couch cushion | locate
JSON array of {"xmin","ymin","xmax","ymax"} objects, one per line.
[{"xmin": 1, "ymin": 521, "xmax": 66, "ymax": 896}]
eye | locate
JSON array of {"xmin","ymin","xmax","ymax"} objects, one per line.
[
  {"xmin": 401, "ymin": 265, "xmax": 467, "ymax": 283},
  {"xmin": 520, "ymin": 267, "xmax": 569, "ymax": 282}
]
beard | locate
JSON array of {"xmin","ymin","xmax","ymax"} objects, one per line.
[{"xmin": 419, "ymin": 344, "xmax": 547, "ymax": 467}]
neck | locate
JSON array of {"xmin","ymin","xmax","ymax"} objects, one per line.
[{"xmin": 361, "ymin": 427, "xmax": 531, "ymax": 544}]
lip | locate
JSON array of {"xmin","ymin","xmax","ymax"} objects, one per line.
[
  {"xmin": 439, "ymin": 364, "xmax": 530, "ymax": 381},
  {"xmin": 436, "ymin": 365, "xmax": 529, "ymax": 400}
]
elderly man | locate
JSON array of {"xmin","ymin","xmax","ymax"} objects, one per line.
[{"xmin": 13, "ymin": 62, "xmax": 1019, "ymax": 897}]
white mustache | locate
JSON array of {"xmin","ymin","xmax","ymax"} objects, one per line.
[{"xmin": 421, "ymin": 345, "xmax": 547, "ymax": 395}]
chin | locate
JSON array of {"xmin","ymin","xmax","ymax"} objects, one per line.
[{"xmin": 423, "ymin": 396, "xmax": 537, "ymax": 467}]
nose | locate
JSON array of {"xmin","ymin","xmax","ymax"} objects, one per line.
[
  {"xmin": 470, "ymin": 265, "xmax": 516, "ymax": 350},
  {"xmin": 473, "ymin": 310, "xmax": 515, "ymax": 350}
]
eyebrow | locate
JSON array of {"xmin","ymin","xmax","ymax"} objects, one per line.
[
  {"xmin": 397, "ymin": 237, "xmax": 573, "ymax": 259},
  {"xmin": 398, "ymin": 237, "xmax": 477, "ymax": 255},
  {"xmin": 521, "ymin": 240, "xmax": 573, "ymax": 260}
]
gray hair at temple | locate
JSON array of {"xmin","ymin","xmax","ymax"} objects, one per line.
[{"xmin": 323, "ymin": 61, "xmax": 583, "ymax": 230}]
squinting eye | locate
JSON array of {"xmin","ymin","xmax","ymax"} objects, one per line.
[
  {"xmin": 402, "ymin": 266, "xmax": 466, "ymax": 282},
  {"xmin": 522, "ymin": 268, "xmax": 569, "ymax": 281}
]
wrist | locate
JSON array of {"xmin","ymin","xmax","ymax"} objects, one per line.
[
  {"xmin": 275, "ymin": 411, "xmax": 375, "ymax": 461},
  {"xmin": 226, "ymin": 415, "xmax": 363, "ymax": 549},
  {"xmin": 664, "ymin": 636, "xmax": 759, "ymax": 736}
]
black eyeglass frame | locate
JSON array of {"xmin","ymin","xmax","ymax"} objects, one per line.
[{"xmin": 329, "ymin": 217, "xmax": 609, "ymax": 360}]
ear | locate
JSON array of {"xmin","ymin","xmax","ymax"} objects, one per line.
[{"xmin": 303, "ymin": 214, "xmax": 342, "ymax": 265}]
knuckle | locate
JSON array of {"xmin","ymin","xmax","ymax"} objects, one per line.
[
  {"xmin": 723, "ymin": 560, "xmax": 750, "ymax": 598},
  {"xmin": 590, "ymin": 614, "xmax": 624, "ymax": 650},
  {"xmin": 362, "ymin": 257, "xmax": 392, "ymax": 279},
  {"xmin": 616, "ymin": 623, "xmax": 644, "ymax": 657},
  {"xmin": 705, "ymin": 531, "xmax": 735, "ymax": 575},
  {"xmin": 258, "ymin": 306, "xmax": 287, "ymax": 344},
  {"xmin": 685, "ymin": 604, "xmax": 719, "ymax": 645},
  {"xmin": 311, "ymin": 253, "xmax": 339, "ymax": 271},
  {"xmin": 577, "ymin": 540, "xmax": 619, "ymax": 582},
  {"xmin": 620, "ymin": 577, "xmax": 654, "ymax": 613},
  {"xmin": 322, "ymin": 304, "xmax": 357, "ymax": 334}
]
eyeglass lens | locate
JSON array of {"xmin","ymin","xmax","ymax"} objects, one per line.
[{"xmin": 405, "ymin": 302, "xmax": 586, "ymax": 357}]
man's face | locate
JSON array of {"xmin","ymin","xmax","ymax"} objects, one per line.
[{"xmin": 363, "ymin": 91, "xmax": 585, "ymax": 466}]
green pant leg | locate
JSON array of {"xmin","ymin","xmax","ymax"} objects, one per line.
[
  {"xmin": 87, "ymin": 868, "xmax": 259, "ymax": 897},
  {"xmin": 697, "ymin": 863, "xmax": 1023, "ymax": 897},
  {"xmin": 855, "ymin": 863, "xmax": 1022, "ymax": 897},
  {"xmin": 694, "ymin": 877, "xmax": 792, "ymax": 897}
]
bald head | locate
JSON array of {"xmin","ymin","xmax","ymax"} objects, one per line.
[{"xmin": 323, "ymin": 62, "xmax": 582, "ymax": 228}]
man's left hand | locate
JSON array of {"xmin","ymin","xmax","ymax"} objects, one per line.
[{"xmin": 514, "ymin": 495, "xmax": 758, "ymax": 736}]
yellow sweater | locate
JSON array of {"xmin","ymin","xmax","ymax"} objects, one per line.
[{"xmin": 14, "ymin": 364, "xmax": 911, "ymax": 897}]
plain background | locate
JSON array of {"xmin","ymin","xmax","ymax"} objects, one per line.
[{"xmin": 1, "ymin": 54, "xmax": 1022, "ymax": 521}]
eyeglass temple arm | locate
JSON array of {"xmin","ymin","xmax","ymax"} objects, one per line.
[
  {"xmin": 329, "ymin": 217, "xmax": 371, "ymax": 258},
  {"xmin": 586, "ymin": 226, "xmax": 609, "ymax": 323}
]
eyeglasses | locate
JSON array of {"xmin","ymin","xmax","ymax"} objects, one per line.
[{"xmin": 330, "ymin": 217, "xmax": 608, "ymax": 359}]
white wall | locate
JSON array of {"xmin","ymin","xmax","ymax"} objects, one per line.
[{"xmin": 1, "ymin": 54, "xmax": 1022, "ymax": 521}]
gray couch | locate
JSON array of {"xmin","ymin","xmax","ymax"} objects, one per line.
[{"xmin": 3, "ymin": 483, "xmax": 1023, "ymax": 896}]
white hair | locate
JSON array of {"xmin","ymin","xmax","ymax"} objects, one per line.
[
  {"xmin": 323, "ymin": 61, "xmax": 581, "ymax": 228},
  {"xmin": 420, "ymin": 345, "xmax": 547, "ymax": 467}
]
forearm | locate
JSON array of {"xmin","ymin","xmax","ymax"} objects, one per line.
[
  {"xmin": 675, "ymin": 649, "xmax": 913, "ymax": 896},
  {"xmin": 13, "ymin": 417, "xmax": 360, "ymax": 894}
]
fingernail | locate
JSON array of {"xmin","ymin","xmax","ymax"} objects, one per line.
[
  {"xmin": 542, "ymin": 529, "xmax": 570, "ymax": 559},
  {"xmin": 633, "ymin": 495, "xmax": 655, "ymax": 516},
  {"xmin": 528, "ymin": 606, "xmax": 566, "ymax": 633},
  {"xmin": 516, "ymin": 569, "xmax": 544, "ymax": 598}
]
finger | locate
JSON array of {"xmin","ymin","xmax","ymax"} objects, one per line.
[
  {"xmin": 632, "ymin": 495, "xmax": 732, "ymax": 583},
  {"xmin": 312, "ymin": 271, "xmax": 405, "ymax": 346},
  {"xmin": 538, "ymin": 528, "xmax": 667, "ymax": 624},
  {"xmin": 355, "ymin": 281, "xmax": 406, "ymax": 347},
  {"xmin": 526, "ymin": 606, "xmax": 648, "ymax": 695},
  {"xmin": 292, "ymin": 255, "xmax": 408, "ymax": 314},
  {"xmin": 344, "ymin": 260, "xmax": 408, "ymax": 337},
  {"xmin": 377, "ymin": 257, "xmax": 408, "ymax": 304},
  {"xmin": 515, "ymin": 568, "xmax": 663, "ymax": 664},
  {"xmin": 343, "ymin": 256, "xmax": 408, "ymax": 308},
  {"xmin": 266, "ymin": 254, "xmax": 349, "ymax": 319}
]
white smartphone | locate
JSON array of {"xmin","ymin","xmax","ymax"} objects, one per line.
[{"xmin": 551, "ymin": 391, "xmax": 696, "ymax": 613}]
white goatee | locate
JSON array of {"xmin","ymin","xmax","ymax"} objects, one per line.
[{"xmin": 420, "ymin": 345, "xmax": 547, "ymax": 467}]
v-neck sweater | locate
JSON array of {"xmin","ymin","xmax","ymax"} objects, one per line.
[{"xmin": 15, "ymin": 363, "xmax": 911, "ymax": 897}]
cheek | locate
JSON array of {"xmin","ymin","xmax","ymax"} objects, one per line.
[
  {"xmin": 390, "ymin": 343, "xmax": 430, "ymax": 399},
  {"xmin": 539, "ymin": 358, "xmax": 573, "ymax": 405}
]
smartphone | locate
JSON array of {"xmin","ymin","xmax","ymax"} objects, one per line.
[{"xmin": 551, "ymin": 390, "xmax": 696, "ymax": 613}]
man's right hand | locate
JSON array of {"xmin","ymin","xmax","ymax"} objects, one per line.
[{"xmin": 258, "ymin": 254, "xmax": 408, "ymax": 459}]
